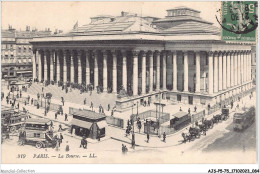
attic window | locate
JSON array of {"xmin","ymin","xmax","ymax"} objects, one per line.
[{"xmin": 110, "ymin": 18, "xmax": 115, "ymax": 22}]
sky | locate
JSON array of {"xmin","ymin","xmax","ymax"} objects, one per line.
[{"xmin": 2, "ymin": 1, "xmax": 221, "ymax": 33}]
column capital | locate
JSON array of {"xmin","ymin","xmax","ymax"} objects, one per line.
[
  {"xmin": 132, "ymin": 50, "xmax": 140, "ymax": 57},
  {"xmin": 121, "ymin": 50, "xmax": 128, "ymax": 57},
  {"xmin": 102, "ymin": 50, "xmax": 109, "ymax": 57},
  {"xmin": 183, "ymin": 51, "xmax": 189, "ymax": 57},
  {"xmin": 171, "ymin": 50, "xmax": 177, "ymax": 56},
  {"xmin": 110, "ymin": 50, "xmax": 118, "ymax": 57},
  {"xmin": 160, "ymin": 50, "xmax": 167, "ymax": 56},
  {"xmin": 208, "ymin": 51, "xmax": 214, "ymax": 56},
  {"xmin": 154, "ymin": 50, "xmax": 160, "ymax": 57},
  {"xmin": 166, "ymin": 50, "xmax": 172, "ymax": 57},
  {"xmin": 146, "ymin": 50, "xmax": 153, "ymax": 57}
]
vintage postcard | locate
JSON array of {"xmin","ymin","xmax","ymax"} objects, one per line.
[{"xmin": 1, "ymin": 0, "xmax": 258, "ymax": 167}]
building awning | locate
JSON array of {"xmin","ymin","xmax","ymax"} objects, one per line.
[
  {"xmin": 96, "ymin": 120, "xmax": 107, "ymax": 128},
  {"xmin": 70, "ymin": 119, "xmax": 92, "ymax": 129}
]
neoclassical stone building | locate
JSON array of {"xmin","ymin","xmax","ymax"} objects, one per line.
[{"xmin": 30, "ymin": 7, "xmax": 254, "ymax": 110}]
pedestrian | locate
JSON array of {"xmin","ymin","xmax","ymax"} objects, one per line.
[
  {"xmin": 131, "ymin": 133, "xmax": 135, "ymax": 149},
  {"xmin": 55, "ymin": 139, "xmax": 60, "ymax": 151},
  {"xmin": 50, "ymin": 121, "xmax": 53, "ymax": 128},
  {"xmin": 42, "ymin": 87, "xmax": 44, "ymax": 92},
  {"xmin": 163, "ymin": 132, "xmax": 166, "ymax": 143},
  {"xmin": 194, "ymin": 106, "xmax": 197, "ymax": 112},
  {"xmin": 179, "ymin": 107, "xmax": 182, "ymax": 111},
  {"xmin": 17, "ymin": 103, "xmax": 19, "ymax": 110},
  {"xmin": 111, "ymin": 110, "xmax": 114, "ymax": 117},
  {"xmin": 60, "ymin": 133, "xmax": 63, "ymax": 143},
  {"xmin": 65, "ymin": 113, "xmax": 68, "ymax": 121},
  {"xmin": 61, "ymin": 108, "xmax": 63, "ymax": 115},
  {"xmin": 80, "ymin": 136, "xmax": 87, "ymax": 149},
  {"xmin": 31, "ymin": 98, "xmax": 33, "ymax": 105},
  {"xmin": 84, "ymin": 98, "xmax": 86, "ymax": 105},
  {"xmin": 28, "ymin": 95, "xmax": 30, "ymax": 103},
  {"xmin": 44, "ymin": 110, "xmax": 47, "ymax": 116},
  {"xmin": 122, "ymin": 144, "xmax": 125, "ymax": 154},
  {"xmin": 24, "ymin": 100, "xmax": 27, "ymax": 106},
  {"xmin": 58, "ymin": 124, "xmax": 63, "ymax": 131},
  {"xmin": 250, "ymin": 95, "xmax": 252, "ymax": 100},
  {"xmin": 55, "ymin": 112, "xmax": 58, "ymax": 119},
  {"xmin": 65, "ymin": 141, "xmax": 70, "ymax": 152},
  {"xmin": 147, "ymin": 133, "xmax": 150, "ymax": 143},
  {"xmin": 108, "ymin": 104, "xmax": 110, "ymax": 111},
  {"xmin": 90, "ymin": 101, "xmax": 93, "ymax": 109},
  {"xmin": 188, "ymin": 108, "xmax": 190, "ymax": 114}
]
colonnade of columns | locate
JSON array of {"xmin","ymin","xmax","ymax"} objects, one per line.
[
  {"xmin": 32, "ymin": 49, "xmax": 252, "ymax": 97},
  {"xmin": 208, "ymin": 51, "xmax": 252, "ymax": 95}
]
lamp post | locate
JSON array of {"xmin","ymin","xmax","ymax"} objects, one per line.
[{"xmin": 154, "ymin": 91, "xmax": 166, "ymax": 138}]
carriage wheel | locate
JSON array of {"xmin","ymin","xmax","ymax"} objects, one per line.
[
  {"xmin": 9, "ymin": 126, "xmax": 16, "ymax": 133},
  {"xmin": 36, "ymin": 142, "xmax": 43, "ymax": 149}
]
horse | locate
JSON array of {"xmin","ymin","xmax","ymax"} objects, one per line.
[
  {"xmin": 203, "ymin": 119, "xmax": 214, "ymax": 129},
  {"xmin": 182, "ymin": 132, "xmax": 191, "ymax": 143}
]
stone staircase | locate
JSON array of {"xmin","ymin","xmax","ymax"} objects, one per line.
[{"xmin": 27, "ymin": 83, "xmax": 117, "ymax": 109}]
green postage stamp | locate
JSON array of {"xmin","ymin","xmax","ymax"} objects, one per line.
[{"xmin": 221, "ymin": 1, "xmax": 258, "ymax": 42}]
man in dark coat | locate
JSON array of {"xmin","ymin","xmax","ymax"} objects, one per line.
[
  {"xmin": 163, "ymin": 132, "xmax": 166, "ymax": 143},
  {"xmin": 147, "ymin": 133, "xmax": 150, "ymax": 143},
  {"xmin": 60, "ymin": 133, "xmax": 63, "ymax": 143},
  {"xmin": 64, "ymin": 113, "xmax": 68, "ymax": 121}
]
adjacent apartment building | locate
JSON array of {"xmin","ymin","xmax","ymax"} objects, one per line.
[{"xmin": 1, "ymin": 26, "xmax": 52, "ymax": 80}]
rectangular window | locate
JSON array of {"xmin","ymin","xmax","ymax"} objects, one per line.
[
  {"xmin": 19, "ymin": 47, "xmax": 21, "ymax": 53},
  {"xmin": 24, "ymin": 47, "xmax": 26, "ymax": 52},
  {"xmin": 34, "ymin": 133, "xmax": 40, "ymax": 138},
  {"xmin": 10, "ymin": 45, "xmax": 13, "ymax": 49}
]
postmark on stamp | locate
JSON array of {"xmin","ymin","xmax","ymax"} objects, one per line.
[{"xmin": 217, "ymin": 1, "xmax": 258, "ymax": 42}]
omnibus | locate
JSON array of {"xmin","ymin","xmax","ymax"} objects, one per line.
[
  {"xmin": 18, "ymin": 118, "xmax": 57, "ymax": 148},
  {"xmin": 233, "ymin": 106, "xmax": 255, "ymax": 131}
]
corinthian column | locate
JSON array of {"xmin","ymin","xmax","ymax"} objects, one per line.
[
  {"xmin": 112, "ymin": 50, "xmax": 117, "ymax": 93},
  {"xmin": 50, "ymin": 50, "xmax": 54, "ymax": 81},
  {"xmin": 195, "ymin": 51, "xmax": 200, "ymax": 93},
  {"xmin": 94, "ymin": 51, "xmax": 99, "ymax": 88},
  {"xmin": 56, "ymin": 50, "xmax": 60, "ymax": 82},
  {"xmin": 132, "ymin": 50, "xmax": 139, "ymax": 96},
  {"xmin": 43, "ymin": 50, "xmax": 48, "ymax": 81},
  {"xmin": 222, "ymin": 52, "xmax": 227, "ymax": 90},
  {"xmin": 103, "ymin": 50, "xmax": 108, "ymax": 92},
  {"xmin": 70, "ymin": 50, "xmax": 74, "ymax": 83},
  {"xmin": 85, "ymin": 50, "xmax": 90, "ymax": 85},
  {"xmin": 183, "ymin": 51, "xmax": 189, "ymax": 92},
  {"xmin": 148, "ymin": 51, "xmax": 153, "ymax": 93},
  {"xmin": 122, "ymin": 51, "xmax": 127, "ymax": 91},
  {"xmin": 162, "ymin": 51, "xmax": 167, "ymax": 90},
  {"xmin": 155, "ymin": 51, "xmax": 160, "ymax": 91},
  {"xmin": 63, "ymin": 50, "xmax": 67, "ymax": 83},
  {"xmin": 208, "ymin": 52, "xmax": 213, "ymax": 95},
  {"xmin": 77, "ymin": 50, "xmax": 82, "ymax": 84},
  {"xmin": 38, "ymin": 50, "xmax": 42, "ymax": 82},
  {"xmin": 141, "ymin": 51, "xmax": 146, "ymax": 95},
  {"xmin": 172, "ymin": 51, "xmax": 177, "ymax": 91},
  {"xmin": 213, "ymin": 52, "xmax": 218, "ymax": 93},
  {"xmin": 218, "ymin": 52, "xmax": 222, "ymax": 91}
]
